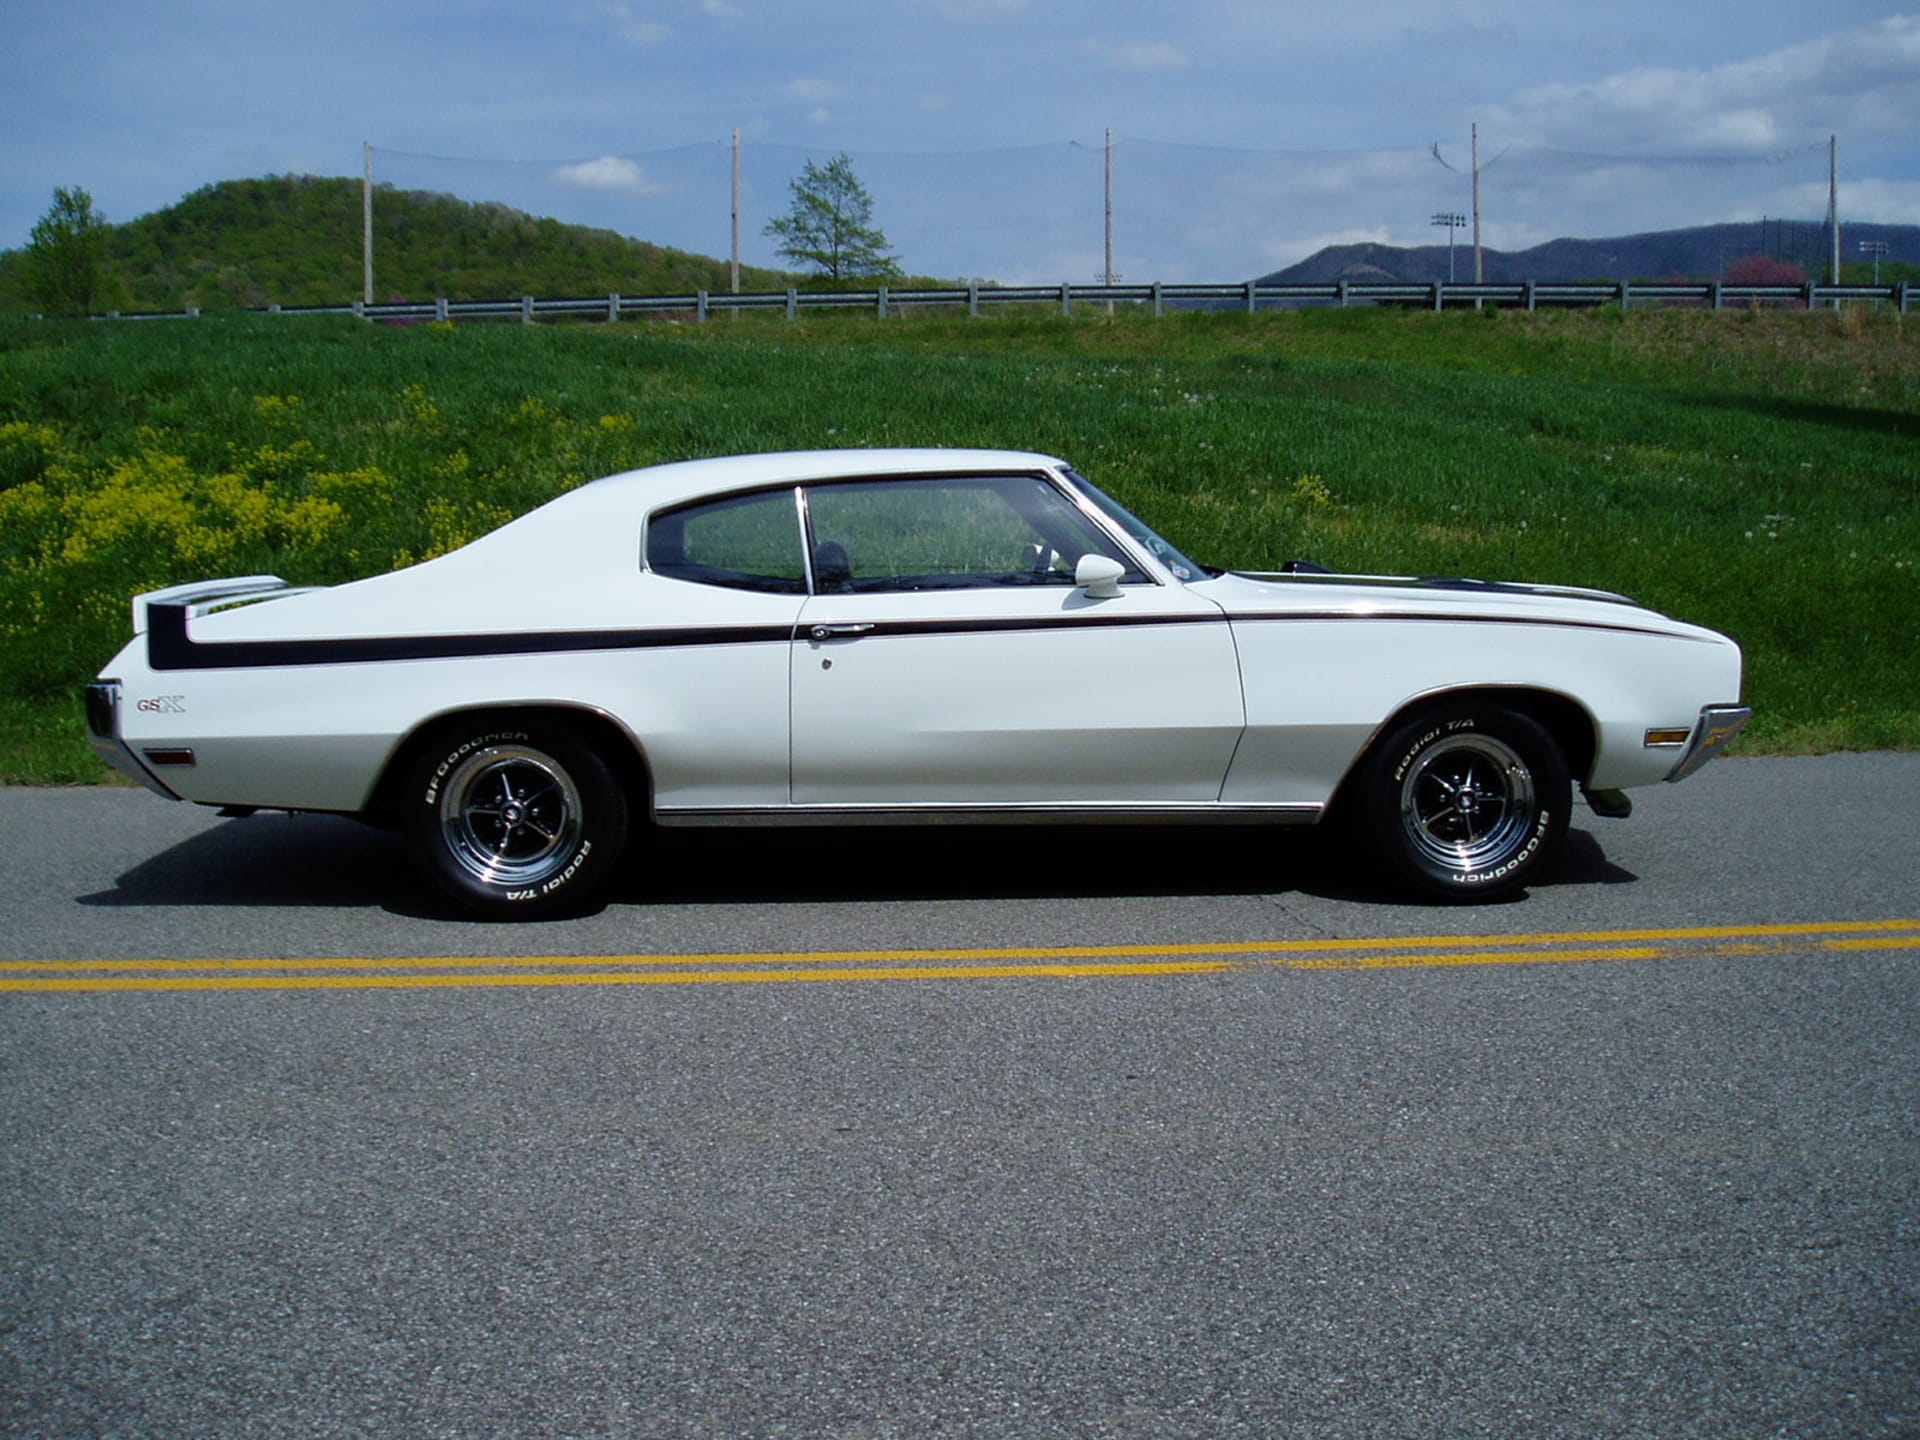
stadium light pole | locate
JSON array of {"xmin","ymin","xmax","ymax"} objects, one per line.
[
  {"xmin": 1431, "ymin": 212, "xmax": 1466, "ymax": 283},
  {"xmin": 1859, "ymin": 239, "xmax": 1888, "ymax": 284}
]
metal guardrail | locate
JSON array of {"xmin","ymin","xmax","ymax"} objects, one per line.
[{"xmin": 101, "ymin": 277, "xmax": 1913, "ymax": 323}]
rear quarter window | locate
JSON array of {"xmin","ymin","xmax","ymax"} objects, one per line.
[{"xmin": 646, "ymin": 489, "xmax": 806, "ymax": 594}]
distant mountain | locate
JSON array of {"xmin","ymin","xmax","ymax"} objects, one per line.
[
  {"xmin": 0, "ymin": 175, "xmax": 799, "ymax": 315},
  {"xmin": 1261, "ymin": 220, "xmax": 1920, "ymax": 288}
]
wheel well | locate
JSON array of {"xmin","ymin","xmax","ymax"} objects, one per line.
[
  {"xmin": 1329, "ymin": 687, "xmax": 1597, "ymax": 817},
  {"xmin": 363, "ymin": 706, "xmax": 654, "ymax": 827}
]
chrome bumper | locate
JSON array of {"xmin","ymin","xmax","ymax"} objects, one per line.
[
  {"xmin": 1665, "ymin": 704, "xmax": 1753, "ymax": 783},
  {"xmin": 84, "ymin": 680, "xmax": 180, "ymax": 799}
]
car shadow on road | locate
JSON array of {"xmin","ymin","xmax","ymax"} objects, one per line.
[
  {"xmin": 607, "ymin": 823, "xmax": 1636, "ymax": 908},
  {"xmin": 76, "ymin": 812, "xmax": 408, "ymax": 910},
  {"xmin": 75, "ymin": 811, "xmax": 1638, "ymax": 916}
]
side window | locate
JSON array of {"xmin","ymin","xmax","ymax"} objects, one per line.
[
  {"xmin": 646, "ymin": 489, "xmax": 806, "ymax": 594},
  {"xmin": 804, "ymin": 475, "xmax": 1148, "ymax": 593}
]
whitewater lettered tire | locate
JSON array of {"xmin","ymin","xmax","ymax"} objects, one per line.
[
  {"xmin": 1359, "ymin": 705, "xmax": 1570, "ymax": 901},
  {"xmin": 403, "ymin": 719, "xmax": 628, "ymax": 918}
]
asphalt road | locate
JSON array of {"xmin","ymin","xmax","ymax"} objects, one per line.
[{"xmin": 2, "ymin": 755, "xmax": 1917, "ymax": 1438}]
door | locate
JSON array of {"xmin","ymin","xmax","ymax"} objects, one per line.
[{"xmin": 789, "ymin": 472, "xmax": 1245, "ymax": 810}]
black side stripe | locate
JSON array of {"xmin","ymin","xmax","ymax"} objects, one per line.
[
  {"xmin": 145, "ymin": 604, "xmax": 797, "ymax": 672},
  {"xmin": 146, "ymin": 601, "xmax": 1695, "ymax": 673},
  {"xmin": 145, "ymin": 604, "xmax": 1233, "ymax": 671}
]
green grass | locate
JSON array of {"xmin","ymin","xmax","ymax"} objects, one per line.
[{"xmin": 2, "ymin": 304, "xmax": 1915, "ymax": 782}]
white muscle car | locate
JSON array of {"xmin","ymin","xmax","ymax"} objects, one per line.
[{"xmin": 86, "ymin": 449, "xmax": 1750, "ymax": 915}]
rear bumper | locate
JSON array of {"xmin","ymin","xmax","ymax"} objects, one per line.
[
  {"xmin": 83, "ymin": 681, "xmax": 181, "ymax": 800},
  {"xmin": 1665, "ymin": 704, "xmax": 1753, "ymax": 783}
]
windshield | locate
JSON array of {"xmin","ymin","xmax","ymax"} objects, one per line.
[{"xmin": 1062, "ymin": 467, "xmax": 1210, "ymax": 582}]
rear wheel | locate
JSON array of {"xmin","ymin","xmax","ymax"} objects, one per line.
[
  {"xmin": 1357, "ymin": 705, "xmax": 1570, "ymax": 901},
  {"xmin": 403, "ymin": 719, "xmax": 628, "ymax": 917}
]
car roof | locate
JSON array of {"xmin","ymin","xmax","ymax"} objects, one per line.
[
  {"xmin": 401, "ymin": 449, "xmax": 1074, "ymax": 585},
  {"xmin": 578, "ymin": 448, "xmax": 1071, "ymax": 508}
]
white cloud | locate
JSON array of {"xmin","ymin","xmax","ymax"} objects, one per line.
[
  {"xmin": 592, "ymin": 2, "xmax": 671, "ymax": 46},
  {"xmin": 1089, "ymin": 39, "xmax": 1190, "ymax": 72},
  {"xmin": 1840, "ymin": 176, "xmax": 1920, "ymax": 224},
  {"xmin": 783, "ymin": 77, "xmax": 842, "ymax": 103},
  {"xmin": 552, "ymin": 156, "xmax": 662, "ymax": 193},
  {"xmin": 1493, "ymin": 14, "xmax": 1920, "ymax": 154}
]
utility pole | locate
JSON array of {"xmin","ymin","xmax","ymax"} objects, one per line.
[
  {"xmin": 730, "ymin": 129, "xmax": 741, "ymax": 297},
  {"xmin": 1471, "ymin": 123, "xmax": 1483, "ymax": 285},
  {"xmin": 1105, "ymin": 129, "xmax": 1116, "ymax": 306},
  {"xmin": 362, "ymin": 142, "xmax": 374, "ymax": 306},
  {"xmin": 1828, "ymin": 135, "xmax": 1841, "ymax": 304},
  {"xmin": 1089, "ymin": 129, "xmax": 1116, "ymax": 315}
]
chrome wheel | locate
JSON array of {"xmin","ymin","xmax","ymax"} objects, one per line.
[
  {"xmin": 1399, "ymin": 732, "xmax": 1537, "ymax": 874},
  {"xmin": 404, "ymin": 720, "xmax": 630, "ymax": 917},
  {"xmin": 437, "ymin": 742, "xmax": 584, "ymax": 888},
  {"xmin": 1359, "ymin": 705, "xmax": 1570, "ymax": 900}
]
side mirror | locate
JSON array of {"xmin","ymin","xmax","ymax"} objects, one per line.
[{"xmin": 1074, "ymin": 553, "xmax": 1126, "ymax": 599}]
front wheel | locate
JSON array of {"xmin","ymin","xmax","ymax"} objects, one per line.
[
  {"xmin": 1355, "ymin": 705, "xmax": 1571, "ymax": 901},
  {"xmin": 403, "ymin": 720, "xmax": 629, "ymax": 918}
]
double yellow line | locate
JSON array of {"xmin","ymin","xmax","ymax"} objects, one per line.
[{"xmin": 3, "ymin": 919, "xmax": 1917, "ymax": 995}]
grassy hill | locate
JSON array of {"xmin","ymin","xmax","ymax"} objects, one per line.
[
  {"xmin": 0, "ymin": 175, "xmax": 802, "ymax": 315},
  {"xmin": 2, "ymin": 302, "xmax": 1915, "ymax": 781}
]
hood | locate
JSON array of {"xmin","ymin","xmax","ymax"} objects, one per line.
[
  {"xmin": 1228, "ymin": 569, "xmax": 1638, "ymax": 606},
  {"xmin": 1196, "ymin": 568, "xmax": 1724, "ymax": 642}
]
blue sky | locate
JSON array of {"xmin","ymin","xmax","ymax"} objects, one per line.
[{"xmin": 4, "ymin": 2, "xmax": 1916, "ymax": 284}]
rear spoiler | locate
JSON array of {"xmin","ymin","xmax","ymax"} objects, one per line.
[{"xmin": 130, "ymin": 576, "xmax": 319, "ymax": 634}]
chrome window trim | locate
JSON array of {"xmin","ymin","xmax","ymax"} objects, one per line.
[
  {"xmin": 1054, "ymin": 465, "xmax": 1193, "ymax": 587},
  {"xmin": 794, "ymin": 469, "xmax": 1158, "ymax": 594},
  {"xmin": 793, "ymin": 484, "xmax": 818, "ymax": 594},
  {"xmin": 643, "ymin": 467, "xmax": 1171, "ymax": 595}
]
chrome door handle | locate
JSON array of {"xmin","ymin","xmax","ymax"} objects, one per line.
[{"xmin": 809, "ymin": 623, "xmax": 876, "ymax": 641}]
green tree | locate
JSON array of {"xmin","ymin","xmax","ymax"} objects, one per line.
[
  {"xmin": 764, "ymin": 154, "xmax": 901, "ymax": 282},
  {"xmin": 24, "ymin": 187, "xmax": 122, "ymax": 316}
]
